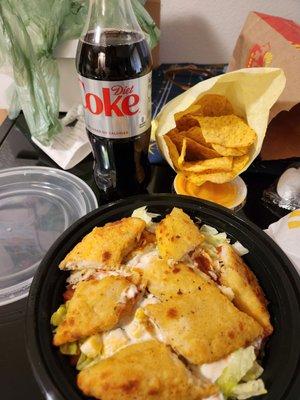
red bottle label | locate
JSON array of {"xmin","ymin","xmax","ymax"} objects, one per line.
[{"xmin": 78, "ymin": 73, "xmax": 152, "ymax": 138}]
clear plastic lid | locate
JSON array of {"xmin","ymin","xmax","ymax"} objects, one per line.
[{"xmin": 0, "ymin": 166, "xmax": 98, "ymax": 306}]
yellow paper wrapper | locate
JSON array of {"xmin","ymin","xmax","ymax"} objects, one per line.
[{"xmin": 153, "ymin": 67, "xmax": 286, "ymax": 177}]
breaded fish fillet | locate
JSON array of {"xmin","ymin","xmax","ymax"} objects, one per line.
[
  {"xmin": 77, "ymin": 341, "xmax": 217, "ymax": 400},
  {"xmin": 124, "ymin": 229, "xmax": 156, "ymax": 264},
  {"xmin": 142, "ymin": 258, "xmax": 213, "ymax": 300},
  {"xmin": 156, "ymin": 208, "xmax": 204, "ymax": 262},
  {"xmin": 218, "ymin": 243, "xmax": 273, "ymax": 336},
  {"xmin": 59, "ymin": 217, "xmax": 146, "ymax": 270},
  {"xmin": 53, "ymin": 277, "xmax": 139, "ymax": 346},
  {"xmin": 145, "ymin": 288, "xmax": 263, "ymax": 364}
]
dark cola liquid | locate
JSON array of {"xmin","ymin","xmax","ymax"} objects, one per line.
[{"xmin": 76, "ymin": 30, "xmax": 152, "ymax": 200}]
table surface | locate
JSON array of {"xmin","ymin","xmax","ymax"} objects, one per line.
[{"xmin": 0, "ymin": 63, "xmax": 296, "ymax": 399}]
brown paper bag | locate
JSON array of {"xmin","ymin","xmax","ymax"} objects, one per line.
[
  {"xmin": 228, "ymin": 12, "xmax": 300, "ymax": 120},
  {"xmin": 228, "ymin": 12, "xmax": 300, "ymax": 159}
]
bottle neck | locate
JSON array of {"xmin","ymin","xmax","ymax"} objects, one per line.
[{"xmin": 83, "ymin": 0, "xmax": 143, "ymax": 40}]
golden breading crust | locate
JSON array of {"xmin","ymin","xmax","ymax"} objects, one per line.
[
  {"xmin": 156, "ymin": 208, "xmax": 204, "ymax": 262},
  {"xmin": 123, "ymin": 230, "xmax": 156, "ymax": 264},
  {"xmin": 218, "ymin": 243, "xmax": 273, "ymax": 336},
  {"xmin": 77, "ymin": 341, "xmax": 217, "ymax": 400},
  {"xmin": 53, "ymin": 277, "xmax": 139, "ymax": 346},
  {"xmin": 141, "ymin": 258, "xmax": 214, "ymax": 300},
  {"xmin": 59, "ymin": 217, "xmax": 146, "ymax": 270},
  {"xmin": 145, "ymin": 288, "xmax": 263, "ymax": 364}
]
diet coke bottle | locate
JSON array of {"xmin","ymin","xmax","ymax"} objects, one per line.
[{"xmin": 76, "ymin": 0, "xmax": 152, "ymax": 199}]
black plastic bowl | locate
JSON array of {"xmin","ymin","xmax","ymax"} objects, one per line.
[{"xmin": 26, "ymin": 194, "xmax": 300, "ymax": 400}]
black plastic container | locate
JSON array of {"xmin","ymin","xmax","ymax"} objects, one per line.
[{"xmin": 26, "ymin": 194, "xmax": 300, "ymax": 400}]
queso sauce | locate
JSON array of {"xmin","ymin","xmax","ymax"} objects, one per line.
[{"xmin": 176, "ymin": 174, "xmax": 237, "ymax": 208}]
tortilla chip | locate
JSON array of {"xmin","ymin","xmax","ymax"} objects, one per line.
[
  {"xmin": 212, "ymin": 143, "xmax": 250, "ymax": 156},
  {"xmin": 167, "ymin": 129, "xmax": 219, "ymax": 160},
  {"xmin": 174, "ymin": 95, "xmax": 234, "ymax": 124},
  {"xmin": 174, "ymin": 104, "xmax": 204, "ymax": 122},
  {"xmin": 145, "ymin": 290, "xmax": 263, "ymax": 364},
  {"xmin": 156, "ymin": 207, "xmax": 204, "ymax": 262},
  {"xmin": 53, "ymin": 277, "xmax": 140, "ymax": 346},
  {"xmin": 184, "ymin": 138, "xmax": 220, "ymax": 161},
  {"xmin": 181, "ymin": 126, "xmax": 213, "ymax": 148},
  {"xmin": 184, "ymin": 154, "xmax": 249, "ymax": 185},
  {"xmin": 232, "ymin": 154, "xmax": 250, "ymax": 171},
  {"xmin": 178, "ymin": 138, "xmax": 187, "ymax": 167},
  {"xmin": 193, "ymin": 115, "xmax": 257, "ymax": 147},
  {"xmin": 195, "ymin": 94, "xmax": 234, "ymax": 116},
  {"xmin": 77, "ymin": 341, "xmax": 217, "ymax": 400},
  {"xmin": 179, "ymin": 145, "xmax": 233, "ymax": 173},
  {"xmin": 59, "ymin": 218, "xmax": 146, "ymax": 271},
  {"xmin": 184, "ymin": 171, "xmax": 228, "ymax": 186},
  {"xmin": 218, "ymin": 243, "xmax": 273, "ymax": 336},
  {"xmin": 176, "ymin": 114, "xmax": 199, "ymax": 131},
  {"xmin": 164, "ymin": 135, "xmax": 180, "ymax": 169},
  {"xmin": 166, "ymin": 128, "xmax": 183, "ymax": 151}
]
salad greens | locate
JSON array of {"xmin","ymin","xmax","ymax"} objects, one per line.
[
  {"xmin": 200, "ymin": 224, "xmax": 229, "ymax": 260},
  {"xmin": 50, "ymin": 304, "xmax": 67, "ymax": 327},
  {"xmin": 50, "ymin": 214, "xmax": 266, "ymax": 400},
  {"xmin": 217, "ymin": 346, "xmax": 266, "ymax": 399}
]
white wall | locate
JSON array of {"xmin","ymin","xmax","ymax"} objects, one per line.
[{"xmin": 159, "ymin": 0, "xmax": 300, "ymax": 63}]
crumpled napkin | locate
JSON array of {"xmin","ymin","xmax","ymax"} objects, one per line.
[
  {"xmin": 32, "ymin": 105, "xmax": 92, "ymax": 170},
  {"xmin": 265, "ymin": 210, "xmax": 300, "ymax": 273}
]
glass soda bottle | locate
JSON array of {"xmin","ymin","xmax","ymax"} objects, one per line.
[{"xmin": 76, "ymin": 0, "xmax": 153, "ymax": 199}]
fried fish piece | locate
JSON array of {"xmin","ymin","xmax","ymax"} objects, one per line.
[
  {"xmin": 77, "ymin": 341, "xmax": 217, "ymax": 400},
  {"xmin": 124, "ymin": 230, "xmax": 156, "ymax": 264},
  {"xmin": 53, "ymin": 277, "xmax": 139, "ymax": 346},
  {"xmin": 156, "ymin": 208, "xmax": 204, "ymax": 262},
  {"xmin": 218, "ymin": 243, "xmax": 273, "ymax": 336},
  {"xmin": 145, "ymin": 289, "xmax": 263, "ymax": 364},
  {"xmin": 59, "ymin": 217, "xmax": 146, "ymax": 270},
  {"xmin": 141, "ymin": 258, "xmax": 213, "ymax": 300}
]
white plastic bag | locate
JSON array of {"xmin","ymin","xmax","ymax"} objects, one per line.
[{"xmin": 265, "ymin": 210, "xmax": 300, "ymax": 273}]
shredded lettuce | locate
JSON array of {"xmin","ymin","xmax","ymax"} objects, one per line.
[
  {"xmin": 232, "ymin": 241, "xmax": 249, "ymax": 256},
  {"xmin": 59, "ymin": 342, "xmax": 79, "ymax": 355},
  {"xmin": 131, "ymin": 206, "xmax": 160, "ymax": 225},
  {"xmin": 76, "ymin": 353, "xmax": 94, "ymax": 371},
  {"xmin": 217, "ymin": 347, "xmax": 256, "ymax": 397},
  {"xmin": 231, "ymin": 379, "xmax": 267, "ymax": 399},
  {"xmin": 80, "ymin": 334, "xmax": 103, "ymax": 358},
  {"xmin": 242, "ymin": 361, "xmax": 264, "ymax": 382},
  {"xmin": 76, "ymin": 352, "xmax": 102, "ymax": 371},
  {"xmin": 216, "ymin": 346, "xmax": 266, "ymax": 399},
  {"xmin": 200, "ymin": 224, "xmax": 229, "ymax": 259},
  {"xmin": 50, "ymin": 304, "xmax": 67, "ymax": 326},
  {"xmin": 200, "ymin": 225, "xmax": 219, "ymax": 236}
]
